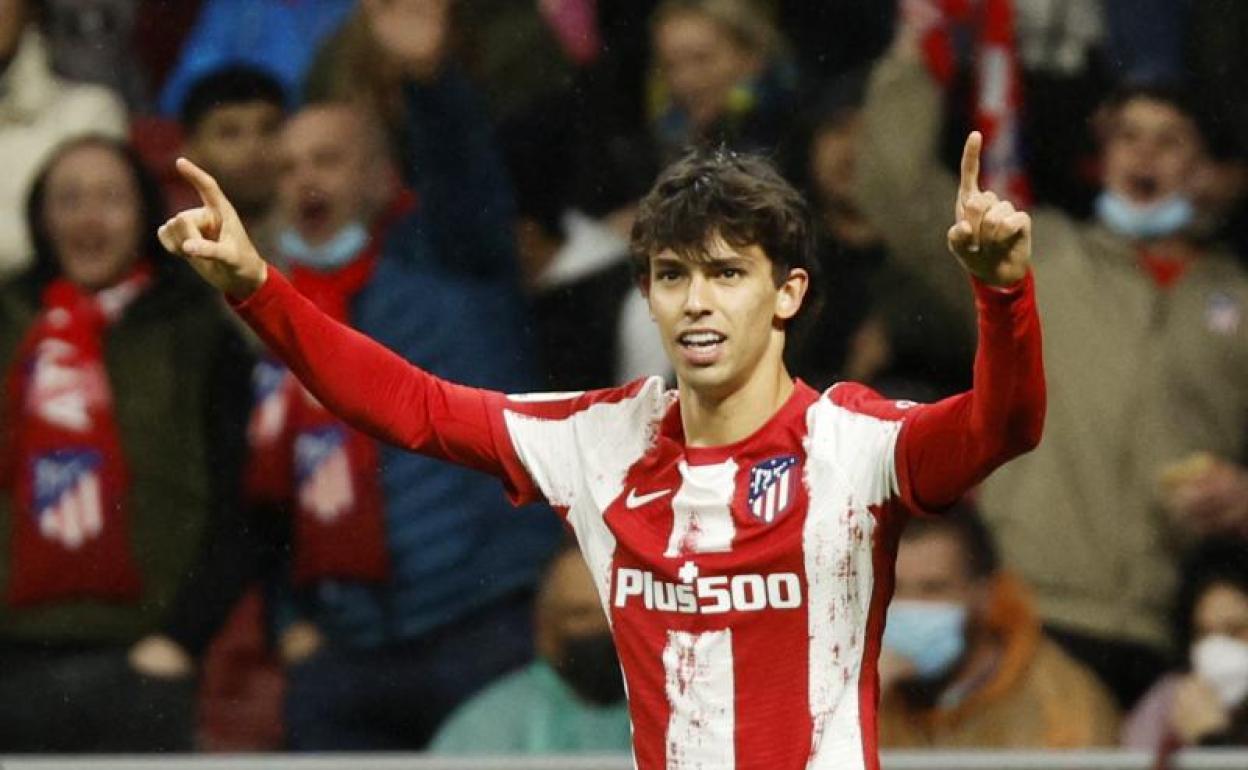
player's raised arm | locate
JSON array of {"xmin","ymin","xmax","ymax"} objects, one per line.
[
  {"xmin": 946, "ymin": 131, "xmax": 1032, "ymax": 287},
  {"xmin": 892, "ymin": 131, "xmax": 1044, "ymax": 512},
  {"xmin": 157, "ymin": 158, "xmax": 268, "ymax": 299},
  {"xmin": 157, "ymin": 161, "xmax": 528, "ymax": 490}
]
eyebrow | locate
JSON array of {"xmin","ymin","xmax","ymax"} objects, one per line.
[{"xmin": 652, "ymin": 253, "xmax": 752, "ymax": 270}]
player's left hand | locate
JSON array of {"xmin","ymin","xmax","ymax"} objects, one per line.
[
  {"xmin": 947, "ymin": 131, "xmax": 1032, "ymax": 287},
  {"xmin": 158, "ymin": 158, "xmax": 267, "ymax": 299}
]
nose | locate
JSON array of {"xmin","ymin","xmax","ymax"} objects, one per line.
[{"xmin": 682, "ymin": 272, "xmax": 711, "ymax": 318}]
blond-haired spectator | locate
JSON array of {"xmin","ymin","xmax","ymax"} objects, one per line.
[{"xmin": 649, "ymin": 0, "xmax": 798, "ymax": 162}]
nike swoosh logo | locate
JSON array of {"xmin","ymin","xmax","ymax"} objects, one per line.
[{"xmin": 625, "ymin": 488, "xmax": 672, "ymax": 509}]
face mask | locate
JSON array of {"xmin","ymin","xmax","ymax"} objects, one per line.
[
  {"xmin": 553, "ymin": 632, "xmax": 627, "ymax": 706},
  {"xmin": 1095, "ymin": 191, "xmax": 1194, "ymax": 240},
  {"xmin": 1191, "ymin": 634, "xmax": 1248, "ymax": 708},
  {"xmin": 883, "ymin": 599, "xmax": 968, "ymax": 680},
  {"xmin": 279, "ymin": 222, "xmax": 369, "ymax": 269}
]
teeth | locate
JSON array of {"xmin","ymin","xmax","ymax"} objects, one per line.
[{"xmin": 680, "ymin": 332, "xmax": 725, "ymax": 346}]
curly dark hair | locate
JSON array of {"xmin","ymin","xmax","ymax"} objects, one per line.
[{"xmin": 629, "ymin": 147, "xmax": 820, "ymax": 325}]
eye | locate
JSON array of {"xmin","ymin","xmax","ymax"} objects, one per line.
[
  {"xmin": 718, "ymin": 267, "xmax": 744, "ymax": 279},
  {"xmin": 655, "ymin": 267, "xmax": 683, "ymax": 282}
]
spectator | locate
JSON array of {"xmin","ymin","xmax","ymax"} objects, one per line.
[
  {"xmin": 857, "ymin": 18, "xmax": 1248, "ymax": 707},
  {"xmin": 431, "ymin": 541, "xmax": 632, "ymax": 754},
  {"xmin": 648, "ymin": 0, "xmax": 799, "ymax": 163},
  {"xmin": 134, "ymin": 6, "xmax": 562, "ymax": 750},
  {"xmin": 0, "ymin": 0, "xmax": 126, "ymax": 278},
  {"xmin": 878, "ymin": 504, "xmax": 1119, "ymax": 747},
  {"xmin": 0, "ymin": 136, "xmax": 252, "ymax": 752},
  {"xmin": 1123, "ymin": 540, "xmax": 1248, "ymax": 753},
  {"xmin": 180, "ymin": 65, "xmax": 288, "ymax": 256},
  {"xmin": 157, "ymin": 0, "xmax": 355, "ymax": 118}
]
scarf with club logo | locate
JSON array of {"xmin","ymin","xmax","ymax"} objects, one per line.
[
  {"xmin": 1, "ymin": 264, "xmax": 152, "ymax": 606},
  {"xmin": 913, "ymin": 0, "xmax": 1032, "ymax": 206},
  {"xmin": 244, "ymin": 196, "xmax": 418, "ymax": 586}
]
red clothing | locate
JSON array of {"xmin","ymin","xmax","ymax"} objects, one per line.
[{"xmin": 234, "ymin": 270, "xmax": 1044, "ymax": 770}]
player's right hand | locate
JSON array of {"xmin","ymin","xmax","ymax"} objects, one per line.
[
  {"xmin": 157, "ymin": 158, "xmax": 267, "ymax": 300},
  {"xmin": 947, "ymin": 131, "xmax": 1032, "ymax": 287}
]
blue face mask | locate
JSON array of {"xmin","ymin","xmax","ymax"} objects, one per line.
[
  {"xmin": 883, "ymin": 599, "xmax": 968, "ymax": 680},
  {"xmin": 1095, "ymin": 191, "xmax": 1194, "ymax": 240},
  {"xmin": 279, "ymin": 222, "xmax": 370, "ymax": 269}
]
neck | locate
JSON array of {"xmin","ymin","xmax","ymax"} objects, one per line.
[
  {"xmin": 678, "ymin": 345, "xmax": 795, "ymax": 447},
  {"xmin": 1138, "ymin": 235, "xmax": 1200, "ymax": 260}
]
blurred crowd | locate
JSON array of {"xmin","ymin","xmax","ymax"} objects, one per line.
[{"xmin": 0, "ymin": 0, "xmax": 1246, "ymax": 763}]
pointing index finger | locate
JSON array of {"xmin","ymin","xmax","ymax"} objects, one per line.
[
  {"xmin": 175, "ymin": 157, "xmax": 228, "ymax": 211},
  {"xmin": 959, "ymin": 131, "xmax": 983, "ymax": 200}
]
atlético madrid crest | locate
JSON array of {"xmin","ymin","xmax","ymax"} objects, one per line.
[{"xmin": 747, "ymin": 455, "xmax": 799, "ymax": 524}]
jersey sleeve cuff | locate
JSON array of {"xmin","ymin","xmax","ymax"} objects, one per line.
[{"xmin": 229, "ymin": 264, "xmax": 288, "ymax": 316}]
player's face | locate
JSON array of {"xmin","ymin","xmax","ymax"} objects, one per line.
[
  {"xmin": 186, "ymin": 101, "xmax": 284, "ymax": 215},
  {"xmin": 654, "ymin": 11, "xmax": 761, "ymax": 129},
  {"xmin": 893, "ymin": 531, "xmax": 977, "ymax": 606},
  {"xmin": 1103, "ymin": 98, "xmax": 1204, "ymax": 206},
  {"xmin": 277, "ymin": 107, "xmax": 378, "ymax": 247},
  {"xmin": 42, "ymin": 144, "xmax": 143, "ymax": 290},
  {"xmin": 1193, "ymin": 582, "xmax": 1248, "ymax": 645},
  {"xmin": 647, "ymin": 237, "xmax": 805, "ymax": 401}
]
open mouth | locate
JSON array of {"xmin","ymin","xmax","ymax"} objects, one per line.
[
  {"xmin": 297, "ymin": 196, "xmax": 332, "ymax": 233},
  {"xmin": 677, "ymin": 330, "xmax": 727, "ymax": 366},
  {"xmin": 65, "ymin": 235, "xmax": 114, "ymax": 264},
  {"xmin": 1125, "ymin": 173, "xmax": 1161, "ymax": 203}
]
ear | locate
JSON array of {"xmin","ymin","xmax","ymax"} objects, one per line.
[{"xmin": 774, "ymin": 267, "xmax": 809, "ymax": 322}]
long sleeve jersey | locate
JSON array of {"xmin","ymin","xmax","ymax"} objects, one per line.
[{"xmin": 232, "ymin": 268, "xmax": 1045, "ymax": 770}]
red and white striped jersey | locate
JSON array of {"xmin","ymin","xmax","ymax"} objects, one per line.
[
  {"xmin": 493, "ymin": 378, "xmax": 922, "ymax": 769},
  {"xmin": 234, "ymin": 269, "xmax": 1045, "ymax": 770}
]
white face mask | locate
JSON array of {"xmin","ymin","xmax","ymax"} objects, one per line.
[
  {"xmin": 883, "ymin": 599, "xmax": 968, "ymax": 680},
  {"xmin": 1095, "ymin": 191, "xmax": 1195, "ymax": 241},
  {"xmin": 1191, "ymin": 634, "xmax": 1248, "ymax": 708},
  {"xmin": 279, "ymin": 222, "xmax": 370, "ymax": 270}
]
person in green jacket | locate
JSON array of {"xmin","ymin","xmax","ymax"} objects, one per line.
[
  {"xmin": 0, "ymin": 136, "xmax": 253, "ymax": 752},
  {"xmin": 432, "ymin": 540, "xmax": 632, "ymax": 755}
]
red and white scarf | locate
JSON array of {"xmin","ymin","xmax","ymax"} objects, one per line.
[
  {"xmin": 909, "ymin": 0, "xmax": 1032, "ymax": 206},
  {"xmin": 245, "ymin": 196, "xmax": 417, "ymax": 585},
  {"xmin": 1, "ymin": 265, "xmax": 152, "ymax": 606}
]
